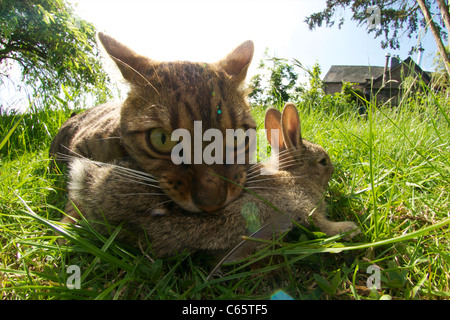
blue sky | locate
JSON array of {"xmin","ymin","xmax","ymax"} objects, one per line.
[
  {"xmin": 0, "ymin": 0, "xmax": 439, "ymax": 112},
  {"xmin": 71, "ymin": 0, "xmax": 438, "ymax": 79}
]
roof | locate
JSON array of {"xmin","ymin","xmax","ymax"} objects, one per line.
[
  {"xmin": 376, "ymin": 57, "xmax": 432, "ymax": 83},
  {"xmin": 322, "ymin": 65, "xmax": 385, "ymax": 84},
  {"xmin": 322, "ymin": 57, "xmax": 431, "ymax": 85}
]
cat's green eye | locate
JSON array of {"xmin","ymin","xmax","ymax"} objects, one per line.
[{"xmin": 148, "ymin": 128, "xmax": 178, "ymax": 154}]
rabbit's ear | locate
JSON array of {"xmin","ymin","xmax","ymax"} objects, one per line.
[
  {"xmin": 281, "ymin": 103, "xmax": 302, "ymax": 149},
  {"xmin": 265, "ymin": 108, "xmax": 286, "ymax": 150}
]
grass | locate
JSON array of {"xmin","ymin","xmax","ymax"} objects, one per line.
[{"xmin": 0, "ymin": 87, "xmax": 449, "ymax": 300}]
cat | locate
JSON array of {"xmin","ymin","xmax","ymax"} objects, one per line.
[
  {"xmin": 62, "ymin": 104, "xmax": 359, "ymax": 259},
  {"xmin": 50, "ymin": 33, "xmax": 256, "ymax": 217}
]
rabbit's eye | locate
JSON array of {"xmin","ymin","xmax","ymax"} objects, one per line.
[{"xmin": 319, "ymin": 158, "xmax": 327, "ymax": 166}]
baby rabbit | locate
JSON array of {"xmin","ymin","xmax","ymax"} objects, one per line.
[{"xmin": 62, "ymin": 103, "xmax": 359, "ymax": 259}]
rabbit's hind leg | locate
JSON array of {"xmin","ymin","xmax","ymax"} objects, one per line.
[
  {"xmin": 312, "ymin": 211, "xmax": 360, "ymax": 239},
  {"xmin": 60, "ymin": 201, "xmax": 81, "ymax": 224}
]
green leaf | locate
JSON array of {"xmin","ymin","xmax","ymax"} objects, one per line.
[
  {"xmin": 330, "ymin": 271, "xmax": 342, "ymax": 294},
  {"xmin": 410, "ymin": 273, "xmax": 428, "ymax": 299},
  {"xmin": 147, "ymin": 259, "xmax": 163, "ymax": 281},
  {"xmin": 313, "ymin": 273, "xmax": 334, "ymax": 296},
  {"xmin": 240, "ymin": 202, "xmax": 261, "ymax": 233}
]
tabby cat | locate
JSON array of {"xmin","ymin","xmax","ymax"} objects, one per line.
[
  {"xmin": 63, "ymin": 103, "xmax": 359, "ymax": 259},
  {"xmin": 50, "ymin": 33, "xmax": 256, "ymax": 217}
]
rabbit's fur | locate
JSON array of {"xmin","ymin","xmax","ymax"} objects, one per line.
[{"xmin": 63, "ymin": 103, "xmax": 359, "ymax": 258}]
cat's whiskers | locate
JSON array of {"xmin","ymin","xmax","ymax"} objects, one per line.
[
  {"xmin": 117, "ymin": 192, "xmax": 166, "ymax": 197},
  {"xmin": 246, "ymin": 147, "xmax": 295, "ymax": 172},
  {"xmin": 245, "ymin": 157, "xmax": 311, "ymax": 181},
  {"xmin": 246, "ymin": 164, "xmax": 267, "ymax": 179},
  {"xmin": 59, "ymin": 153, "xmax": 161, "ymax": 186},
  {"xmin": 272, "ymin": 158, "xmax": 298, "ymax": 171},
  {"xmin": 246, "ymin": 159, "xmax": 298, "ymax": 182},
  {"xmin": 58, "ymin": 146, "xmax": 90, "ymax": 162},
  {"xmin": 243, "ymin": 186, "xmax": 279, "ymax": 191},
  {"xmin": 109, "ymin": 166, "xmax": 160, "ymax": 185},
  {"xmin": 94, "ymin": 136, "xmax": 121, "ymax": 141},
  {"xmin": 246, "ymin": 149, "xmax": 323, "ymax": 181},
  {"xmin": 57, "ymin": 147, "xmax": 161, "ymax": 187},
  {"xmin": 270, "ymin": 146, "xmax": 323, "ymax": 162},
  {"xmin": 277, "ymin": 146, "xmax": 298, "ymax": 157},
  {"xmin": 245, "ymin": 175, "xmax": 308, "ymax": 185},
  {"xmin": 246, "ymin": 155, "xmax": 282, "ymax": 175},
  {"xmin": 268, "ymin": 146, "xmax": 298, "ymax": 159},
  {"xmin": 110, "ymin": 174, "xmax": 161, "ymax": 189},
  {"xmin": 246, "ymin": 147, "xmax": 309, "ymax": 177}
]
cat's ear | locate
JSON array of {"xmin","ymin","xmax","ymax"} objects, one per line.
[
  {"xmin": 264, "ymin": 107, "xmax": 285, "ymax": 150},
  {"xmin": 98, "ymin": 32, "xmax": 151, "ymax": 85},
  {"xmin": 217, "ymin": 40, "xmax": 254, "ymax": 84},
  {"xmin": 281, "ymin": 103, "xmax": 302, "ymax": 150}
]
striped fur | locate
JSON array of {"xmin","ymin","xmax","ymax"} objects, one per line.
[
  {"xmin": 50, "ymin": 33, "xmax": 255, "ymax": 214},
  {"xmin": 63, "ymin": 104, "xmax": 359, "ymax": 259}
]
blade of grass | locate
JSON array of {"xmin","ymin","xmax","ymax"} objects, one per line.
[
  {"xmin": 283, "ymin": 217, "xmax": 450, "ymax": 255},
  {"xmin": 0, "ymin": 112, "xmax": 27, "ymax": 151},
  {"xmin": 16, "ymin": 193, "xmax": 134, "ymax": 273}
]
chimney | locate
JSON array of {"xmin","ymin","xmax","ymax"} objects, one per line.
[
  {"xmin": 383, "ymin": 53, "xmax": 391, "ymax": 86},
  {"xmin": 418, "ymin": 47, "xmax": 425, "ymax": 67},
  {"xmin": 384, "ymin": 53, "xmax": 391, "ymax": 71},
  {"xmin": 391, "ymin": 55, "xmax": 401, "ymax": 68}
]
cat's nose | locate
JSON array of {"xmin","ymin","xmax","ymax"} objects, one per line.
[{"xmin": 192, "ymin": 172, "xmax": 227, "ymax": 212}]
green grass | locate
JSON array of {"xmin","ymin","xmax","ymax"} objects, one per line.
[{"xmin": 1, "ymin": 88, "xmax": 449, "ymax": 300}]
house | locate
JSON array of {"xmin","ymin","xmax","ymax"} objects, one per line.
[{"xmin": 322, "ymin": 55, "xmax": 432, "ymax": 105}]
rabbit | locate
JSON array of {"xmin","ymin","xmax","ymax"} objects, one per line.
[{"xmin": 62, "ymin": 103, "xmax": 359, "ymax": 260}]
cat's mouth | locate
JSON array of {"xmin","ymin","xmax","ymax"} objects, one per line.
[
  {"xmin": 196, "ymin": 204, "xmax": 223, "ymax": 212},
  {"xmin": 161, "ymin": 193, "xmax": 229, "ymax": 213},
  {"xmin": 159, "ymin": 167, "xmax": 246, "ymax": 213},
  {"xmin": 177, "ymin": 203, "xmax": 224, "ymax": 213},
  {"xmin": 173, "ymin": 194, "xmax": 235, "ymax": 213}
]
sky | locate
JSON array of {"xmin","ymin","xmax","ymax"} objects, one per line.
[
  {"xmin": 70, "ymin": 0, "xmax": 438, "ymax": 79},
  {"xmin": 1, "ymin": 0, "xmax": 439, "ymax": 112}
]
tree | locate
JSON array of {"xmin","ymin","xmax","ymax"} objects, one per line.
[
  {"xmin": 294, "ymin": 60, "xmax": 324, "ymax": 107},
  {"xmin": 305, "ymin": 0, "xmax": 450, "ymax": 78},
  {"xmin": 249, "ymin": 49, "xmax": 301, "ymax": 106},
  {"xmin": 0, "ymin": 0, "xmax": 114, "ymax": 109},
  {"xmin": 416, "ymin": 0, "xmax": 450, "ymax": 77}
]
